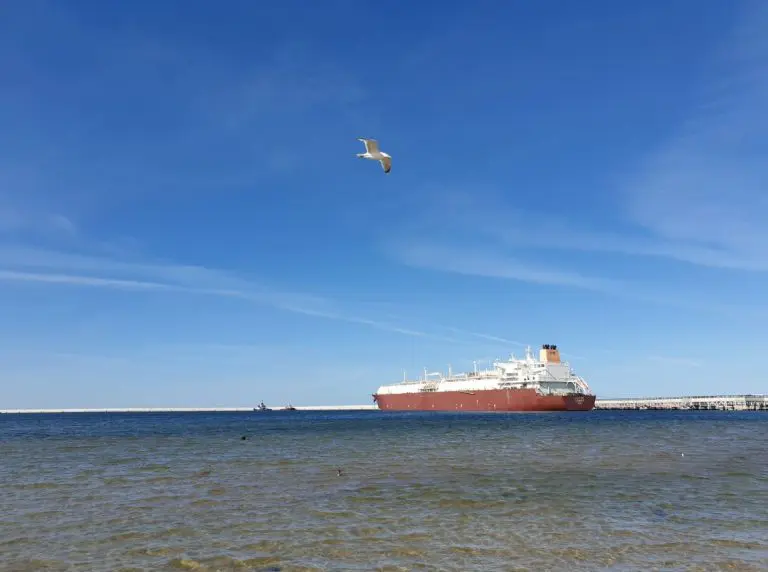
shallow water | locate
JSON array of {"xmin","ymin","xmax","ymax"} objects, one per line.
[{"xmin": 1, "ymin": 410, "xmax": 767, "ymax": 571}]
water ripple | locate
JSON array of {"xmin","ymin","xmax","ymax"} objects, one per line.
[{"xmin": 0, "ymin": 410, "xmax": 766, "ymax": 570}]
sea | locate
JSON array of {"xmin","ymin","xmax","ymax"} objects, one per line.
[{"xmin": 1, "ymin": 410, "xmax": 767, "ymax": 572}]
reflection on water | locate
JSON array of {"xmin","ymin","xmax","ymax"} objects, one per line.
[{"xmin": 1, "ymin": 410, "xmax": 767, "ymax": 571}]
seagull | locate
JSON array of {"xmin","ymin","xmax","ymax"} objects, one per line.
[{"xmin": 356, "ymin": 138, "xmax": 392, "ymax": 174}]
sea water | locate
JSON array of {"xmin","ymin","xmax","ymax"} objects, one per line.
[{"xmin": 1, "ymin": 410, "xmax": 766, "ymax": 571}]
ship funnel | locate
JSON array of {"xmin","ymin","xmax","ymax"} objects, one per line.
[{"xmin": 540, "ymin": 344, "xmax": 561, "ymax": 364}]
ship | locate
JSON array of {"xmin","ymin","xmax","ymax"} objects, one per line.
[{"xmin": 373, "ymin": 344, "xmax": 596, "ymax": 412}]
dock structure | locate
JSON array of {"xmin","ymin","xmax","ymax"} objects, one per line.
[{"xmin": 594, "ymin": 394, "xmax": 768, "ymax": 411}]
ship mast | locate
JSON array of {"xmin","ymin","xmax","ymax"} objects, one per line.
[{"xmin": 525, "ymin": 345, "xmax": 533, "ymax": 361}]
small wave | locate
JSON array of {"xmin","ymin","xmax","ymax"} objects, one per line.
[{"xmin": 1, "ymin": 410, "xmax": 766, "ymax": 571}]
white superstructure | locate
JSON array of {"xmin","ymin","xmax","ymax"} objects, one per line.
[{"xmin": 375, "ymin": 344, "xmax": 593, "ymax": 397}]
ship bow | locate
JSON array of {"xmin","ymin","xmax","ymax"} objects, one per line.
[{"xmin": 564, "ymin": 393, "xmax": 596, "ymax": 411}]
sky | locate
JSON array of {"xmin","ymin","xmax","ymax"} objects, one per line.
[{"xmin": 1, "ymin": 0, "xmax": 767, "ymax": 408}]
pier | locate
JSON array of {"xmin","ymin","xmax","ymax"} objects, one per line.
[{"xmin": 594, "ymin": 394, "xmax": 768, "ymax": 411}]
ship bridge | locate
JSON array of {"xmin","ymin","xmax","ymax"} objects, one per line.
[{"xmin": 495, "ymin": 344, "xmax": 571, "ymax": 380}]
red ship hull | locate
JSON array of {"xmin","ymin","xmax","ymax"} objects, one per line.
[{"xmin": 373, "ymin": 388, "xmax": 596, "ymax": 412}]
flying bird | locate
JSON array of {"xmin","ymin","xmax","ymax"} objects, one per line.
[{"xmin": 356, "ymin": 138, "xmax": 392, "ymax": 174}]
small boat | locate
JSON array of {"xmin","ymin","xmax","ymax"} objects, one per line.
[
  {"xmin": 254, "ymin": 401, "xmax": 272, "ymax": 412},
  {"xmin": 282, "ymin": 404, "xmax": 297, "ymax": 411}
]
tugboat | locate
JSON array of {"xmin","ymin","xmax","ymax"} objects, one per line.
[{"xmin": 253, "ymin": 401, "xmax": 272, "ymax": 412}]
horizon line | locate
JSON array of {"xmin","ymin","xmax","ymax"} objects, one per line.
[{"xmin": 3, "ymin": 394, "xmax": 766, "ymax": 414}]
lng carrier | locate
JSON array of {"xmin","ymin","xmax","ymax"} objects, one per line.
[{"xmin": 373, "ymin": 344, "xmax": 596, "ymax": 412}]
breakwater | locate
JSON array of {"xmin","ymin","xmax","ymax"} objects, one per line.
[
  {"xmin": 0, "ymin": 405, "xmax": 378, "ymax": 414},
  {"xmin": 594, "ymin": 394, "xmax": 768, "ymax": 411}
]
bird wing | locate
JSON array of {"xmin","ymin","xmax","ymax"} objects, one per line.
[
  {"xmin": 358, "ymin": 138, "xmax": 379, "ymax": 154},
  {"xmin": 380, "ymin": 156, "xmax": 392, "ymax": 173}
]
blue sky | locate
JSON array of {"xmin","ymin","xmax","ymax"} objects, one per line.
[{"xmin": 1, "ymin": 0, "xmax": 766, "ymax": 408}]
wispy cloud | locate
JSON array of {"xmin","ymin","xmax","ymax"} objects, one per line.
[
  {"xmin": 0, "ymin": 244, "xmax": 331, "ymax": 312},
  {"xmin": 612, "ymin": 5, "xmax": 768, "ymax": 273},
  {"xmin": 384, "ymin": 229, "xmax": 768, "ymax": 318},
  {"xmin": 393, "ymin": 241, "xmax": 620, "ymax": 293},
  {"xmin": 382, "ymin": 3, "xmax": 768, "ymax": 316},
  {"xmin": 0, "ymin": 244, "xmax": 504, "ymax": 345},
  {"xmin": 0, "ymin": 269, "xmax": 173, "ymax": 291},
  {"xmin": 530, "ymin": 6, "xmax": 766, "ymax": 273}
]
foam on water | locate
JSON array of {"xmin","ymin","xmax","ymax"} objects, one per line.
[{"xmin": 1, "ymin": 410, "xmax": 767, "ymax": 571}]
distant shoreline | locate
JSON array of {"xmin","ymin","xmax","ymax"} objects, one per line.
[
  {"xmin": 0, "ymin": 405, "xmax": 378, "ymax": 414},
  {"xmin": 2, "ymin": 394, "xmax": 767, "ymax": 414}
]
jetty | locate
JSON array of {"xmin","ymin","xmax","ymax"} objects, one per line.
[
  {"xmin": 0, "ymin": 405, "xmax": 378, "ymax": 414},
  {"xmin": 594, "ymin": 394, "xmax": 768, "ymax": 411}
]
